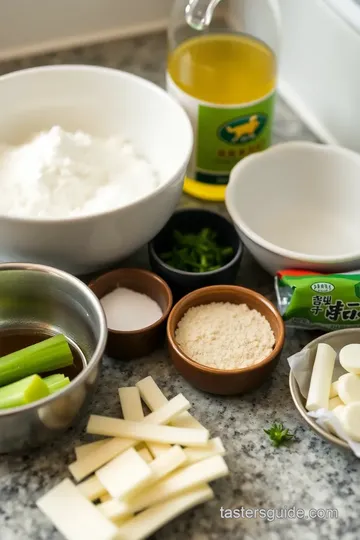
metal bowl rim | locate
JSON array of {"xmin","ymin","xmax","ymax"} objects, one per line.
[{"xmin": 0, "ymin": 262, "xmax": 107, "ymax": 417}]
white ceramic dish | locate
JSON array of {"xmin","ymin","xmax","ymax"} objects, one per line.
[
  {"xmin": 0, "ymin": 65, "xmax": 193, "ymax": 275},
  {"xmin": 288, "ymin": 328, "xmax": 360, "ymax": 452},
  {"xmin": 226, "ymin": 142, "xmax": 360, "ymax": 275}
]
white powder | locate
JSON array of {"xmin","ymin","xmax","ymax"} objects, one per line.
[
  {"xmin": 0, "ymin": 126, "xmax": 160, "ymax": 219},
  {"xmin": 175, "ymin": 302, "xmax": 275, "ymax": 370},
  {"xmin": 100, "ymin": 287, "xmax": 163, "ymax": 331}
]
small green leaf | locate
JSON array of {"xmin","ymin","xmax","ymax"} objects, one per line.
[{"xmin": 264, "ymin": 422, "xmax": 295, "ymax": 448}]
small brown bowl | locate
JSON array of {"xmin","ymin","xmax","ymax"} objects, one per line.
[
  {"xmin": 89, "ymin": 268, "xmax": 173, "ymax": 360},
  {"xmin": 167, "ymin": 285, "xmax": 285, "ymax": 395}
]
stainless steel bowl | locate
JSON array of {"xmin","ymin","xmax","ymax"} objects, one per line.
[
  {"xmin": 0, "ymin": 263, "xmax": 107, "ymax": 453},
  {"xmin": 289, "ymin": 329, "xmax": 360, "ymax": 451}
]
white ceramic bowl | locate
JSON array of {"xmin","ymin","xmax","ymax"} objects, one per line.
[
  {"xmin": 0, "ymin": 65, "xmax": 193, "ymax": 275},
  {"xmin": 226, "ymin": 142, "xmax": 360, "ymax": 275}
]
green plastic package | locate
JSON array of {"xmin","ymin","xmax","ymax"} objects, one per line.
[{"xmin": 275, "ymin": 270, "xmax": 360, "ymax": 330}]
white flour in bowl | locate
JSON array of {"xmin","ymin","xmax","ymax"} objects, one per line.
[{"xmin": 0, "ymin": 126, "xmax": 161, "ymax": 219}]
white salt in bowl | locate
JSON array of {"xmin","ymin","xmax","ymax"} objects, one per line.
[
  {"xmin": 0, "ymin": 65, "xmax": 193, "ymax": 274},
  {"xmin": 226, "ymin": 142, "xmax": 360, "ymax": 275}
]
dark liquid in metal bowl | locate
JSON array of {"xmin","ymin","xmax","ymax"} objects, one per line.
[{"xmin": 0, "ymin": 329, "xmax": 86, "ymax": 380}]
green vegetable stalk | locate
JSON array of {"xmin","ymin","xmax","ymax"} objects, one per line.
[
  {"xmin": 43, "ymin": 374, "xmax": 70, "ymax": 394},
  {"xmin": 160, "ymin": 228, "xmax": 234, "ymax": 273},
  {"xmin": 0, "ymin": 375, "xmax": 49, "ymax": 409},
  {"xmin": 0, "ymin": 334, "xmax": 73, "ymax": 387}
]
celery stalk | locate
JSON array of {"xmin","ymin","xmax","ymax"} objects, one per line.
[
  {"xmin": 43, "ymin": 374, "xmax": 70, "ymax": 394},
  {"xmin": 0, "ymin": 334, "xmax": 73, "ymax": 387},
  {"xmin": 43, "ymin": 374, "xmax": 65, "ymax": 385},
  {"xmin": 0, "ymin": 374, "xmax": 49, "ymax": 409}
]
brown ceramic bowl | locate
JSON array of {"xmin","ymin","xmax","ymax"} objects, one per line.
[
  {"xmin": 89, "ymin": 268, "xmax": 173, "ymax": 360},
  {"xmin": 167, "ymin": 285, "xmax": 285, "ymax": 395}
]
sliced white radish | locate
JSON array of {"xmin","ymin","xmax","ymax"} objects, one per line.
[
  {"xmin": 98, "ymin": 455, "xmax": 227, "ymax": 522},
  {"xmin": 339, "ymin": 343, "xmax": 360, "ymax": 375},
  {"xmin": 98, "ymin": 498, "xmax": 129, "ymax": 521},
  {"xmin": 137, "ymin": 447, "xmax": 153, "ymax": 464},
  {"xmin": 77, "ymin": 475, "xmax": 107, "ymax": 501},
  {"xmin": 70, "ymin": 393, "xmax": 193, "ymax": 481},
  {"xmin": 329, "ymin": 381, "xmax": 339, "ymax": 399},
  {"xmin": 136, "ymin": 376, "xmax": 205, "ymax": 429},
  {"xmin": 119, "ymin": 385, "xmax": 170, "ymax": 457},
  {"xmin": 337, "ymin": 373, "xmax": 360, "ymax": 404},
  {"xmin": 75, "ymin": 439, "xmax": 109, "ymax": 461},
  {"xmin": 341, "ymin": 402, "xmax": 360, "ymax": 441},
  {"xmin": 128, "ymin": 455, "xmax": 227, "ymax": 515},
  {"xmin": 37, "ymin": 479, "xmax": 118, "ymax": 540},
  {"xmin": 116, "ymin": 485, "xmax": 214, "ymax": 540},
  {"xmin": 69, "ymin": 437, "xmax": 134, "ymax": 482},
  {"xmin": 306, "ymin": 343, "xmax": 336, "ymax": 411},
  {"xmin": 119, "ymin": 387, "xmax": 144, "ymax": 421},
  {"xmin": 332, "ymin": 405, "xmax": 346, "ymax": 422},
  {"xmin": 96, "ymin": 447, "xmax": 152, "ymax": 499},
  {"xmin": 147, "ymin": 445, "xmax": 186, "ymax": 484},
  {"xmin": 100, "ymin": 493, "xmax": 112, "ymax": 503},
  {"xmin": 87, "ymin": 416, "xmax": 209, "ymax": 446},
  {"xmin": 184, "ymin": 437, "xmax": 225, "ymax": 465},
  {"xmin": 328, "ymin": 396, "xmax": 343, "ymax": 411}
]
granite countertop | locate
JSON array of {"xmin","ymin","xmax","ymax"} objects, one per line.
[{"xmin": 1, "ymin": 32, "xmax": 359, "ymax": 540}]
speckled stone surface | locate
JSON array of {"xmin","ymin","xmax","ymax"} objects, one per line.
[{"xmin": 1, "ymin": 32, "xmax": 359, "ymax": 540}]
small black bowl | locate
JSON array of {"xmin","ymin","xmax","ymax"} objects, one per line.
[{"xmin": 148, "ymin": 208, "xmax": 243, "ymax": 298}]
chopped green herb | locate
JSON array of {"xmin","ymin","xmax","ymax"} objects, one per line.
[
  {"xmin": 264, "ymin": 422, "xmax": 295, "ymax": 448},
  {"xmin": 160, "ymin": 228, "xmax": 234, "ymax": 273}
]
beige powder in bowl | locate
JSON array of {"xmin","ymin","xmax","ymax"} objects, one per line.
[{"xmin": 175, "ymin": 302, "xmax": 275, "ymax": 370}]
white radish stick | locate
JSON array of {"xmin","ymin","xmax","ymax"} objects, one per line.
[
  {"xmin": 87, "ymin": 415, "xmax": 209, "ymax": 446},
  {"xmin": 137, "ymin": 447, "xmax": 153, "ymax": 463},
  {"xmin": 98, "ymin": 454, "xmax": 227, "ymax": 521},
  {"xmin": 306, "ymin": 343, "xmax": 336, "ymax": 411},
  {"xmin": 87, "ymin": 416, "xmax": 209, "ymax": 446},
  {"xmin": 119, "ymin": 386, "xmax": 170, "ymax": 457},
  {"xmin": 96, "ymin": 447, "xmax": 153, "ymax": 499},
  {"xmin": 69, "ymin": 393, "xmax": 192, "ymax": 481},
  {"xmin": 98, "ymin": 446, "xmax": 187, "ymax": 521},
  {"xmin": 183, "ymin": 437, "xmax": 225, "ymax": 465},
  {"xmin": 116, "ymin": 485, "xmax": 214, "ymax": 540},
  {"xmin": 118, "ymin": 387, "xmax": 144, "ymax": 421},
  {"xmin": 75, "ymin": 439, "xmax": 109, "ymax": 461},
  {"xmin": 146, "ymin": 445, "xmax": 186, "ymax": 484},
  {"xmin": 136, "ymin": 376, "xmax": 205, "ymax": 429},
  {"xmin": 124, "ymin": 454, "xmax": 227, "ymax": 514},
  {"xmin": 77, "ymin": 475, "xmax": 107, "ymax": 501},
  {"xmin": 37, "ymin": 479, "xmax": 118, "ymax": 540}
]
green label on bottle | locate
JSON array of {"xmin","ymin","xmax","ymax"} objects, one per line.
[{"xmin": 196, "ymin": 91, "xmax": 275, "ymax": 185}]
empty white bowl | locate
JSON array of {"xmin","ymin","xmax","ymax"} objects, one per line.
[
  {"xmin": 226, "ymin": 142, "xmax": 360, "ymax": 275},
  {"xmin": 0, "ymin": 65, "xmax": 193, "ymax": 274}
]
